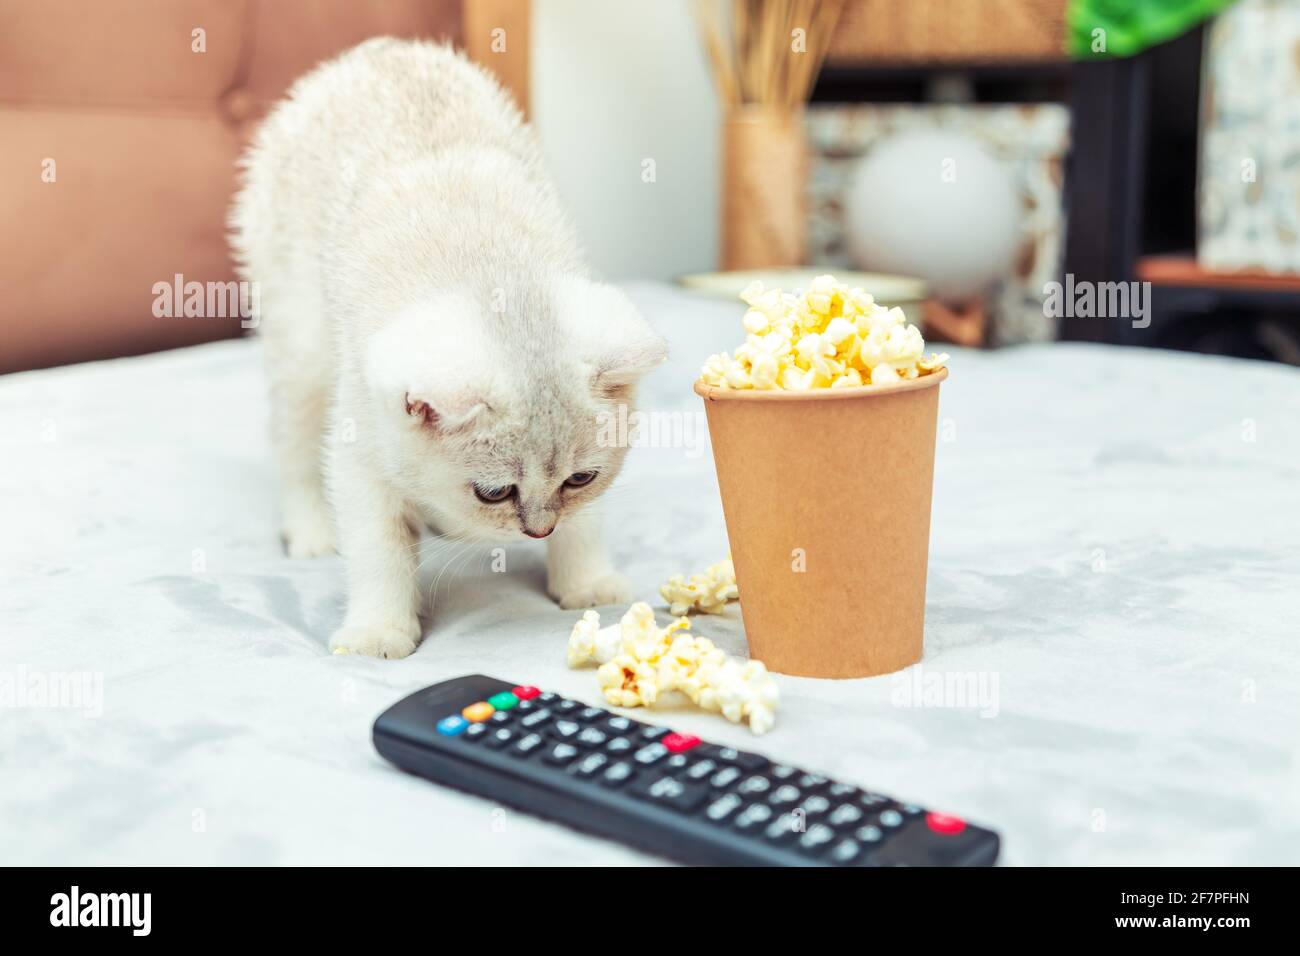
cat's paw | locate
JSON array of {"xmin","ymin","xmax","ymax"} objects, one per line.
[
  {"xmin": 281, "ymin": 508, "xmax": 336, "ymax": 559},
  {"xmin": 329, "ymin": 622, "xmax": 420, "ymax": 659},
  {"xmin": 552, "ymin": 570, "xmax": 633, "ymax": 610}
]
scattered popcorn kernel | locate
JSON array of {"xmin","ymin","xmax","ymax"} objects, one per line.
[
  {"xmin": 749, "ymin": 704, "xmax": 777, "ymax": 736},
  {"xmin": 566, "ymin": 610, "xmax": 623, "ymax": 667},
  {"xmin": 700, "ymin": 275, "xmax": 947, "ymax": 391},
  {"xmin": 619, "ymin": 601, "xmax": 671, "ymax": 661},
  {"xmin": 567, "ymin": 598, "xmax": 779, "ymax": 734},
  {"xmin": 598, "ymin": 654, "xmax": 659, "ymax": 708},
  {"xmin": 660, "ymin": 558, "xmax": 738, "ymax": 616}
]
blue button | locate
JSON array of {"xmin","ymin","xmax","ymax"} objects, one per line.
[{"xmin": 437, "ymin": 715, "xmax": 469, "ymax": 736}]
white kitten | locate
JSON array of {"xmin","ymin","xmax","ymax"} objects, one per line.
[{"xmin": 230, "ymin": 39, "xmax": 665, "ymax": 659}]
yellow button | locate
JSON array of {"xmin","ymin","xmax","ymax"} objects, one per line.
[{"xmin": 462, "ymin": 701, "xmax": 495, "ymax": 722}]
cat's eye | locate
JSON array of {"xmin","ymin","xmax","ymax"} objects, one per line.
[
  {"xmin": 564, "ymin": 471, "xmax": 598, "ymax": 488},
  {"xmin": 473, "ymin": 483, "xmax": 516, "ymax": 504}
]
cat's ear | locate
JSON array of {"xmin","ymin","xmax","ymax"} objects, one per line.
[
  {"xmin": 555, "ymin": 277, "xmax": 667, "ymax": 391},
  {"xmin": 366, "ymin": 299, "xmax": 496, "ymax": 435},
  {"xmin": 400, "ymin": 387, "xmax": 487, "ymax": 434}
]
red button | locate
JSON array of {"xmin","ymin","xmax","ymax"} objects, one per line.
[
  {"xmin": 662, "ymin": 733, "xmax": 701, "ymax": 754},
  {"xmin": 926, "ymin": 812, "xmax": 967, "ymax": 835},
  {"xmin": 512, "ymin": 685, "xmax": 541, "ymax": 701}
]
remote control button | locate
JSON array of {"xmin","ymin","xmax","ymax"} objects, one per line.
[
  {"xmin": 828, "ymin": 838, "xmax": 863, "ymax": 865},
  {"xmin": 464, "ymin": 722, "xmax": 490, "ymax": 740},
  {"xmin": 926, "ymin": 812, "xmax": 967, "ymax": 835},
  {"xmin": 664, "ymin": 754, "xmax": 690, "ymax": 774},
  {"xmin": 436, "ymin": 716, "xmax": 468, "ymax": 736},
  {"xmin": 606, "ymin": 716, "xmax": 633, "ymax": 733},
  {"xmin": 769, "ymin": 784, "xmax": 802, "ymax": 807},
  {"xmin": 578, "ymin": 707, "xmax": 605, "ymax": 722},
  {"xmin": 544, "ymin": 743, "xmax": 579, "ymax": 766},
  {"xmin": 828, "ymin": 783, "xmax": 858, "ymax": 800},
  {"xmin": 512, "ymin": 732, "xmax": 544, "ymax": 755},
  {"xmin": 797, "ymin": 773, "xmax": 829, "ymax": 791},
  {"xmin": 828, "ymin": 803, "xmax": 863, "ymax": 828},
  {"xmin": 550, "ymin": 719, "xmax": 582, "ymax": 739},
  {"xmin": 555, "ymin": 699, "xmax": 581, "ymax": 713},
  {"xmin": 570, "ymin": 752, "xmax": 609, "ymax": 777},
  {"xmin": 639, "ymin": 725, "xmax": 671, "ymax": 742},
  {"xmin": 487, "ymin": 691, "xmax": 519, "ymax": 711},
  {"xmin": 486, "ymin": 728, "xmax": 515, "ymax": 748},
  {"xmin": 706, "ymin": 747, "xmax": 768, "ymax": 772},
  {"xmin": 858, "ymin": 792, "xmax": 892, "ymax": 810},
  {"xmin": 662, "ymin": 732, "xmax": 701, "ymax": 754},
  {"xmin": 631, "ymin": 775, "xmax": 710, "ymax": 813},
  {"xmin": 488, "ymin": 710, "xmax": 513, "ymax": 724},
  {"xmin": 683, "ymin": 759, "xmax": 717, "ymax": 782},
  {"xmin": 737, "ymin": 774, "xmax": 771, "ymax": 796},
  {"xmin": 797, "ymin": 823, "xmax": 836, "ymax": 855},
  {"xmin": 577, "ymin": 727, "xmax": 608, "ymax": 747},
  {"xmin": 519, "ymin": 707, "xmax": 553, "ymax": 728},
  {"xmin": 512, "ymin": 685, "xmax": 541, "ymax": 701},
  {"xmin": 854, "ymin": 824, "xmax": 884, "ymax": 844},
  {"xmin": 900, "ymin": 803, "xmax": 924, "ymax": 817},
  {"xmin": 536, "ymin": 691, "xmax": 558, "ymax": 703},
  {"xmin": 769, "ymin": 764, "xmax": 798, "ymax": 781},
  {"xmin": 601, "ymin": 762, "xmax": 635, "ymax": 787},
  {"xmin": 514, "ymin": 699, "xmax": 536, "ymax": 712},
  {"xmin": 462, "ymin": 701, "xmax": 495, "ymax": 722},
  {"xmin": 878, "ymin": 809, "xmax": 905, "ymax": 829},
  {"xmin": 605, "ymin": 736, "xmax": 634, "ymax": 754},
  {"xmin": 633, "ymin": 743, "xmax": 669, "ymax": 765},
  {"xmin": 705, "ymin": 792, "xmax": 743, "ymax": 823},
  {"xmin": 763, "ymin": 813, "xmax": 803, "ymax": 845},
  {"xmin": 733, "ymin": 803, "xmax": 773, "ymax": 832},
  {"xmin": 709, "ymin": 766, "xmax": 743, "ymax": 789},
  {"xmin": 801, "ymin": 795, "xmax": 831, "ymax": 817}
]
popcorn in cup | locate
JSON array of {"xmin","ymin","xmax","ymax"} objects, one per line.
[{"xmin": 694, "ymin": 275, "xmax": 948, "ymax": 678}]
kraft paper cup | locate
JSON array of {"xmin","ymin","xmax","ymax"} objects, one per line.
[{"xmin": 695, "ymin": 368, "xmax": 947, "ymax": 678}]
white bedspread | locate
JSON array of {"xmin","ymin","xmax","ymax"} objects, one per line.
[{"xmin": 3, "ymin": 282, "xmax": 1298, "ymax": 865}]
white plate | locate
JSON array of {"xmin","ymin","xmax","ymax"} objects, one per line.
[{"xmin": 676, "ymin": 269, "xmax": 927, "ymax": 305}]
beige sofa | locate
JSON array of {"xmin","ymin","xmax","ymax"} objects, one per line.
[{"xmin": 0, "ymin": 0, "xmax": 528, "ymax": 373}]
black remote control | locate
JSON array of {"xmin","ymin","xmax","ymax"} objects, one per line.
[{"xmin": 373, "ymin": 674, "xmax": 1000, "ymax": 866}]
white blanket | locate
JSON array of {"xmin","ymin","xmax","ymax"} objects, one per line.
[{"xmin": 3, "ymin": 282, "xmax": 1298, "ymax": 865}]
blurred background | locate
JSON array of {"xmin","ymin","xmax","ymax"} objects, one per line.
[{"xmin": 3, "ymin": 0, "xmax": 1299, "ymax": 372}]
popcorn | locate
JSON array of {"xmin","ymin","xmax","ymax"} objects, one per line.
[
  {"xmin": 598, "ymin": 654, "xmax": 659, "ymax": 708},
  {"xmin": 700, "ymin": 274, "xmax": 949, "ymax": 391},
  {"xmin": 566, "ymin": 610, "xmax": 622, "ymax": 667},
  {"xmin": 567, "ymin": 600, "xmax": 779, "ymax": 734},
  {"xmin": 659, "ymin": 557, "xmax": 738, "ymax": 616}
]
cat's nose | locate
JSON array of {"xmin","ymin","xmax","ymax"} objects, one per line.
[{"xmin": 523, "ymin": 526, "xmax": 554, "ymax": 539}]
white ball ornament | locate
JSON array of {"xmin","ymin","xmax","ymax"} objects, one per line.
[{"xmin": 845, "ymin": 131, "xmax": 1021, "ymax": 302}]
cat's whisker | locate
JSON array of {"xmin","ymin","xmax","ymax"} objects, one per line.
[
  {"xmin": 417, "ymin": 534, "xmax": 472, "ymax": 578},
  {"xmin": 428, "ymin": 534, "xmax": 493, "ymax": 604},
  {"xmin": 425, "ymin": 538, "xmax": 475, "ymax": 607}
]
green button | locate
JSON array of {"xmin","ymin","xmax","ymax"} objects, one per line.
[{"xmin": 487, "ymin": 691, "xmax": 519, "ymax": 711}]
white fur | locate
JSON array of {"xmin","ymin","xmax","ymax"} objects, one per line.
[{"xmin": 230, "ymin": 39, "xmax": 665, "ymax": 658}]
